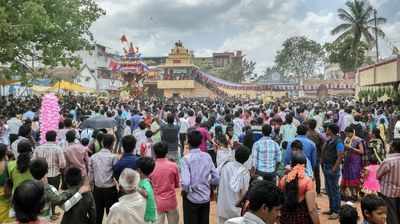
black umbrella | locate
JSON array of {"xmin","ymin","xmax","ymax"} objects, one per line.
[{"xmin": 80, "ymin": 117, "xmax": 117, "ymax": 129}]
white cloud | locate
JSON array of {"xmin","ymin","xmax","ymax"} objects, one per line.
[
  {"xmin": 91, "ymin": 0, "xmax": 400, "ymax": 73},
  {"xmin": 380, "ymin": 21, "xmax": 400, "ymax": 55},
  {"xmin": 367, "ymin": 0, "xmax": 389, "ymax": 9},
  {"xmin": 219, "ymin": 11, "xmax": 338, "ymax": 73}
]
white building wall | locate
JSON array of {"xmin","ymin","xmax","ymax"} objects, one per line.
[
  {"xmin": 74, "ymin": 66, "xmax": 97, "ymax": 90},
  {"xmin": 76, "ymin": 44, "xmax": 123, "ymax": 91}
]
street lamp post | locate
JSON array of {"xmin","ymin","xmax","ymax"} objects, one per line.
[{"xmin": 374, "ymin": 9, "xmax": 379, "ymax": 62}]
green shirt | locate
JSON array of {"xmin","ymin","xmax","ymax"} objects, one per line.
[
  {"xmin": 139, "ymin": 178, "xmax": 157, "ymax": 222},
  {"xmin": 7, "ymin": 161, "xmax": 33, "ymax": 193}
]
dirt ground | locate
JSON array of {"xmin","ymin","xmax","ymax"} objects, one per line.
[{"xmin": 175, "ymin": 191, "xmax": 361, "ymax": 224}]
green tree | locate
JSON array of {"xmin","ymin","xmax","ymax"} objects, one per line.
[
  {"xmin": 331, "ymin": 0, "xmax": 386, "ymax": 59},
  {"xmin": 0, "ymin": 0, "xmax": 105, "ymax": 83},
  {"xmin": 262, "ymin": 66, "xmax": 278, "ymax": 80},
  {"xmin": 220, "ymin": 58, "xmax": 256, "ymax": 83},
  {"xmin": 275, "ymin": 36, "xmax": 324, "ymax": 83},
  {"xmin": 325, "ymin": 37, "xmax": 372, "ymax": 72}
]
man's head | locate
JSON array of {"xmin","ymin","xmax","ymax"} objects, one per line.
[
  {"xmin": 29, "ymin": 159, "xmax": 48, "ymax": 180},
  {"xmin": 45, "ymin": 130, "xmax": 57, "ymax": 143},
  {"xmin": 166, "ymin": 114, "xmax": 175, "ymax": 124},
  {"xmin": 153, "ymin": 142, "xmax": 168, "ymax": 159},
  {"xmin": 64, "ymin": 118, "xmax": 73, "ymax": 128},
  {"xmin": 291, "ymin": 140, "xmax": 303, "ymax": 153},
  {"xmin": 339, "ymin": 204, "xmax": 358, "ymax": 224},
  {"xmin": 235, "ymin": 145, "xmax": 250, "ymax": 164},
  {"xmin": 361, "ymin": 194, "xmax": 387, "ymax": 224},
  {"xmin": 13, "ymin": 180, "xmax": 45, "ymax": 223},
  {"xmin": 306, "ymin": 119, "xmax": 317, "ymax": 130},
  {"xmin": 138, "ymin": 157, "xmax": 155, "ymax": 177},
  {"xmin": 118, "ymin": 168, "xmax": 140, "ymax": 193},
  {"xmin": 326, "ymin": 123, "xmax": 339, "ymax": 137},
  {"xmin": 102, "ymin": 134, "xmax": 115, "ymax": 150},
  {"xmin": 66, "ymin": 130, "xmax": 76, "ymax": 144},
  {"xmin": 64, "ymin": 167, "xmax": 83, "ymax": 188},
  {"xmin": 18, "ymin": 125, "xmax": 32, "ymax": 138},
  {"xmin": 285, "ymin": 114, "xmax": 293, "ymax": 125},
  {"xmin": 390, "ymin": 138, "xmax": 400, "ymax": 153},
  {"xmin": 138, "ymin": 121, "xmax": 146, "ymax": 130},
  {"xmin": 145, "ymin": 130, "xmax": 153, "ymax": 139},
  {"xmin": 296, "ymin": 125, "xmax": 308, "ymax": 136},
  {"xmin": 187, "ymin": 129, "xmax": 202, "ymax": 149},
  {"xmin": 122, "ymin": 135, "xmax": 136, "ymax": 153},
  {"xmin": 261, "ymin": 124, "xmax": 272, "ymax": 137},
  {"xmin": 248, "ymin": 180, "xmax": 284, "ymax": 224}
]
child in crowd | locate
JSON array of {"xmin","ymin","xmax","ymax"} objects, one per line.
[
  {"xmin": 339, "ymin": 203, "xmax": 358, "ymax": 224},
  {"xmin": 378, "ymin": 118, "xmax": 386, "ymax": 144},
  {"xmin": 81, "ymin": 138, "xmax": 90, "ymax": 148},
  {"xmin": 277, "ymin": 141, "xmax": 288, "ymax": 178},
  {"xmin": 80, "ymin": 138, "xmax": 91, "ymax": 156},
  {"xmin": 140, "ymin": 130, "xmax": 154, "ymax": 158},
  {"xmin": 138, "ymin": 157, "xmax": 157, "ymax": 223},
  {"xmin": 61, "ymin": 167, "xmax": 96, "ymax": 224},
  {"xmin": 123, "ymin": 120, "xmax": 132, "ymax": 137},
  {"xmin": 29, "ymin": 159, "xmax": 89, "ymax": 221},
  {"xmin": 360, "ymin": 194, "xmax": 388, "ymax": 224},
  {"xmin": 216, "ymin": 135, "xmax": 234, "ymax": 172},
  {"xmin": 361, "ymin": 155, "xmax": 380, "ymax": 195},
  {"xmin": 88, "ymin": 130, "xmax": 104, "ymax": 155}
]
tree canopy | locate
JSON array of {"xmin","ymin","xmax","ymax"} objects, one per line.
[
  {"xmin": 331, "ymin": 0, "xmax": 386, "ymax": 63},
  {"xmin": 220, "ymin": 58, "xmax": 256, "ymax": 83},
  {"xmin": 275, "ymin": 36, "xmax": 324, "ymax": 82},
  {"xmin": 325, "ymin": 36, "xmax": 372, "ymax": 72},
  {"xmin": 0, "ymin": 0, "xmax": 105, "ymax": 81}
]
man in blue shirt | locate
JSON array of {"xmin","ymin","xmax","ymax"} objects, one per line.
[
  {"xmin": 321, "ymin": 124, "xmax": 344, "ymax": 220},
  {"xmin": 113, "ymin": 135, "xmax": 139, "ymax": 179},
  {"xmin": 251, "ymin": 124, "xmax": 281, "ymax": 182},
  {"xmin": 130, "ymin": 109, "xmax": 143, "ymax": 132},
  {"xmin": 284, "ymin": 125, "xmax": 317, "ymax": 169}
]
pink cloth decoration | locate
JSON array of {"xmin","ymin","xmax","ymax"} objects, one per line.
[
  {"xmin": 362, "ymin": 164, "xmax": 381, "ymax": 193},
  {"xmin": 39, "ymin": 93, "xmax": 60, "ymax": 144}
]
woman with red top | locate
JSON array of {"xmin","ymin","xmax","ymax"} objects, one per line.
[{"xmin": 279, "ymin": 152, "xmax": 320, "ymax": 224}]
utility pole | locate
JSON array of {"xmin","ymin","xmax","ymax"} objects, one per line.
[{"xmin": 374, "ymin": 9, "xmax": 379, "ymax": 62}]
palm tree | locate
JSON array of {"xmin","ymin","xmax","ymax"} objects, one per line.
[{"xmin": 331, "ymin": 0, "xmax": 386, "ymax": 49}]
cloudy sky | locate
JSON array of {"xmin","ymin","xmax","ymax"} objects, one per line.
[{"xmin": 91, "ymin": 0, "xmax": 400, "ymax": 73}]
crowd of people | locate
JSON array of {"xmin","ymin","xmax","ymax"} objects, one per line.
[{"xmin": 0, "ymin": 94, "xmax": 399, "ymax": 224}]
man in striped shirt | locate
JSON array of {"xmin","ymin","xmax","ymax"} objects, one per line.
[
  {"xmin": 377, "ymin": 138, "xmax": 400, "ymax": 224},
  {"xmin": 251, "ymin": 124, "xmax": 281, "ymax": 182}
]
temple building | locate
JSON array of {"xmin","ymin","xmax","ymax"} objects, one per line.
[{"xmin": 144, "ymin": 41, "xmax": 217, "ymax": 98}]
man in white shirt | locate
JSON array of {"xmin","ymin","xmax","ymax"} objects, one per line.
[
  {"xmin": 217, "ymin": 146, "xmax": 251, "ymax": 224},
  {"xmin": 133, "ymin": 121, "xmax": 147, "ymax": 155},
  {"xmin": 225, "ymin": 180, "xmax": 284, "ymax": 224},
  {"xmin": 178, "ymin": 112, "xmax": 189, "ymax": 156},
  {"xmin": 11, "ymin": 124, "xmax": 32, "ymax": 158},
  {"xmin": 7, "ymin": 111, "xmax": 22, "ymax": 141},
  {"xmin": 233, "ymin": 111, "xmax": 245, "ymax": 141},
  {"xmin": 394, "ymin": 114, "xmax": 400, "ymax": 139},
  {"xmin": 107, "ymin": 168, "xmax": 146, "ymax": 224}
]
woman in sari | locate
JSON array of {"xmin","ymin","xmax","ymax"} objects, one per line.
[
  {"xmin": 279, "ymin": 152, "xmax": 320, "ymax": 224},
  {"xmin": 0, "ymin": 143, "xmax": 13, "ymax": 222},
  {"xmin": 367, "ymin": 128, "xmax": 386, "ymax": 164},
  {"xmin": 341, "ymin": 126, "xmax": 364, "ymax": 201},
  {"xmin": 366, "ymin": 113, "xmax": 376, "ymax": 136}
]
